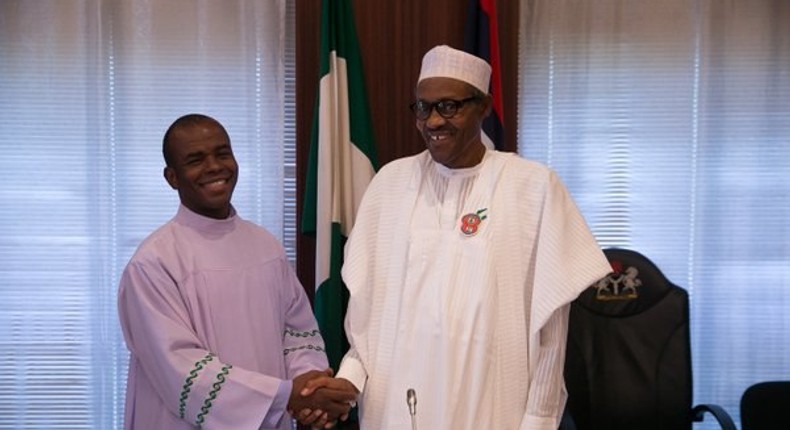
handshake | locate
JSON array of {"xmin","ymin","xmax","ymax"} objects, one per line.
[{"xmin": 288, "ymin": 369, "xmax": 359, "ymax": 429}]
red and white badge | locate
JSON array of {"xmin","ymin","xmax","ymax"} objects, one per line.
[{"xmin": 460, "ymin": 208, "xmax": 488, "ymax": 236}]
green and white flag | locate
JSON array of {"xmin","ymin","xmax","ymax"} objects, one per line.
[{"xmin": 301, "ymin": 0, "xmax": 378, "ymax": 371}]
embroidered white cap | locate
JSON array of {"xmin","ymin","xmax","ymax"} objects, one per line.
[{"xmin": 418, "ymin": 45, "xmax": 492, "ymax": 94}]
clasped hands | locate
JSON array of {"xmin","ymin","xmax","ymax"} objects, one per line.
[{"xmin": 288, "ymin": 369, "xmax": 359, "ymax": 429}]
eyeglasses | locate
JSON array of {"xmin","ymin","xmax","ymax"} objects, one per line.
[{"xmin": 409, "ymin": 97, "xmax": 479, "ymax": 120}]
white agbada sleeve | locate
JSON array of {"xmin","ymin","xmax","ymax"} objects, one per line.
[
  {"xmin": 336, "ymin": 156, "xmax": 424, "ymax": 425},
  {"xmin": 334, "ymin": 166, "xmax": 384, "ymax": 394},
  {"xmin": 517, "ymin": 171, "xmax": 611, "ymax": 430},
  {"xmin": 335, "ymin": 179, "xmax": 380, "ymax": 393},
  {"xmin": 336, "ymin": 345, "xmax": 367, "ymax": 393},
  {"xmin": 519, "ymin": 306, "xmax": 571, "ymax": 429}
]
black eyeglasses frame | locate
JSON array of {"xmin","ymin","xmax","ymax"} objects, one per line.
[{"xmin": 409, "ymin": 96, "xmax": 480, "ymax": 120}]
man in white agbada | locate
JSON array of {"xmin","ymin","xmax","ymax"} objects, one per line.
[{"xmin": 301, "ymin": 45, "xmax": 611, "ymax": 430}]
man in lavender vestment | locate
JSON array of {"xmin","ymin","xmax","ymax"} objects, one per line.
[{"xmin": 118, "ymin": 114, "xmax": 354, "ymax": 429}]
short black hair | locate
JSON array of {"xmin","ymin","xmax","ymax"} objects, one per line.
[{"xmin": 162, "ymin": 113, "xmax": 223, "ymax": 167}]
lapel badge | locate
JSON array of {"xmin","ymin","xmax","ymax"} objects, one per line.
[{"xmin": 460, "ymin": 208, "xmax": 488, "ymax": 236}]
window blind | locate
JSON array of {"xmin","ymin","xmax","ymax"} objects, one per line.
[
  {"xmin": 0, "ymin": 1, "xmax": 294, "ymax": 428},
  {"xmin": 518, "ymin": 0, "xmax": 790, "ymax": 426}
]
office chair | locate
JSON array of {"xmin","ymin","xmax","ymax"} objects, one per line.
[
  {"xmin": 562, "ymin": 248, "xmax": 735, "ymax": 430},
  {"xmin": 740, "ymin": 381, "xmax": 790, "ymax": 430}
]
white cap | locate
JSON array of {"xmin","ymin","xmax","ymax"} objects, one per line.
[{"xmin": 418, "ymin": 45, "xmax": 492, "ymax": 94}]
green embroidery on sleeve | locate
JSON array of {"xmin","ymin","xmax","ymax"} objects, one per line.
[
  {"xmin": 283, "ymin": 344, "xmax": 326, "ymax": 356},
  {"xmin": 179, "ymin": 353, "xmax": 215, "ymax": 419},
  {"xmin": 195, "ymin": 364, "xmax": 232, "ymax": 426},
  {"xmin": 283, "ymin": 328, "xmax": 325, "ymax": 355},
  {"xmin": 283, "ymin": 328, "xmax": 320, "ymax": 338}
]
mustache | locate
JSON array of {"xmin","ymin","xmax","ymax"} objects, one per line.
[{"xmin": 422, "ymin": 124, "xmax": 455, "ymax": 134}]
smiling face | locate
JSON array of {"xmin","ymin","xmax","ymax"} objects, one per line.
[
  {"xmin": 163, "ymin": 117, "xmax": 238, "ymax": 219},
  {"xmin": 415, "ymin": 77, "xmax": 491, "ymax": 169}
]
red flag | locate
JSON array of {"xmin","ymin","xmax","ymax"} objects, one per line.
[{"xmin": 464, "ymin": 0, "xmax": 505, "ymax": 150}]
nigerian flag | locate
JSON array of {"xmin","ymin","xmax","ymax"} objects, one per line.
[{"xmin": 301, "ymin": 0, "xmax": 378, "ymax": 372}]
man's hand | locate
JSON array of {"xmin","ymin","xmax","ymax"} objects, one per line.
[
  {"xmin": 297, "ymin": 376, "xmax": 359, "ymax": 428},
  {"xmin": 300, "ymin": 375, "xmax": 359, "ymax": 398},
  {"xmin": 288, "ymin": 370, "xmax": 357, "ymax": 428}
]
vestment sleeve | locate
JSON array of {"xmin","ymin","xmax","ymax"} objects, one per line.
[
  {"xmin": 119, "ymin": 260, "xmax": 285, "ymax": 429},
  {"xmin": 280, "ymin": 259, "xmax": 329, "ymax": 378}
]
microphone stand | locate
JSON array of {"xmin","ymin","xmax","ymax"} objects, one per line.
[{"xmin": 407, "ymin": 388, "xmax": 417, "ymax": 430}]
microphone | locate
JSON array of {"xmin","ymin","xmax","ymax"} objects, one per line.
[{"xmin": 407, "ymin": 388, "xmax": 417, "ymax": 430}]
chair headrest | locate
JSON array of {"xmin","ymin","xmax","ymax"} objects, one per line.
[{"xmin": 575, "ymin": 248, "xmax": 685, "ymax": 317}]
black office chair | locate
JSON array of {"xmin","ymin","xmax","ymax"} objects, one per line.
[
  {"xmin": 562, "ymin": 248, "xmax": 735, "ymax": 430},
  {"xmin": 740, "ymin": 381, "xmax": 790, "ymax": 430}
]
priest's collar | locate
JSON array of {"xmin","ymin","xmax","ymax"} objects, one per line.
[{"xmin": 175, "ymin": 204, "xmax": 238, "ymax": 233}]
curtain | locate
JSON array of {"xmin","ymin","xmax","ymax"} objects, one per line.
[
  {"xmin": 0, "ymin": 1, "xmax": 293, "ymax": 428},
  {"xmin": 519, "ymin": 0, "xmax": 790, "ymax": 427}
]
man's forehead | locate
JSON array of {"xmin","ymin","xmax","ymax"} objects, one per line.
[
  {"xmin": 175, "ymin": 118, "xmax": 222, "ymax": 134},
  {"xmin": 174, "ymin": 120, "xmax": 227, "ymax": 140},
  {"xmin": 171, "ymin": 125, "xmax": 230, "ymax": 152}
]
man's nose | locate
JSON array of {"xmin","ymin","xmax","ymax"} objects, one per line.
[
  {"xmin": 205, "ymin": 155, "xmax": 222, "ymax": 170},
  {"xmin": 424, "ymin": 108, "xmax": 447, "ymax": 127}
]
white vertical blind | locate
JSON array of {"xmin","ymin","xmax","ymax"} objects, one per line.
[
  {"xmin": 0, "ymin": 0, "xmax": 294, "ymax": 428},
  {"xmin": 519, "ymin": 0, "xmax": 790, "ymax": 427}
]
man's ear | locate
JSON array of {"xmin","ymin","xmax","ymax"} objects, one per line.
[
  {"xmin": 480, "ymin": 94, "xmax": 494, "ymax": 118},
  {"xmin": 164, "ymin": 166, "xmax": 178, "ymax": 190}
]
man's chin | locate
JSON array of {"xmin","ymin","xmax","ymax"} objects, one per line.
[{"xmin": 427, "ymin": 149, "xmax": 450, "ymax": 166}]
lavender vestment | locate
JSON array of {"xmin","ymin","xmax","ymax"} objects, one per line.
[{"xmin": 119, "ymin": 205, "xmax": 327, "ymax": 430}]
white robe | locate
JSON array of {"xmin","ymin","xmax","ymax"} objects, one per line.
[{"xmin": 337, "ymin": 150, "xmax": 610, "ymax": 430}]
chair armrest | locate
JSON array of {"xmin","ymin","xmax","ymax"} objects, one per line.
[{"xmin": 692, "ymin": 403, "xmax": 737, "ymax": 430}]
